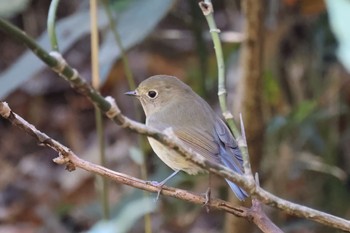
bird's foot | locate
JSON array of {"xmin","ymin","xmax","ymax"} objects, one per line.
[
  {"xmin": 202, "ymin": 187, "xmax": 211, "ymax": 213},
  {"xmin": 149, "ymin": 180, "xmax": 164, "ymax": 201},
  {"xmin": 148, "ymin": 170, "xmax": 180, "ymax": 201}
]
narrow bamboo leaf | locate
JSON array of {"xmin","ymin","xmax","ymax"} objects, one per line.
[
  {"xmin": 326, "ymin": 0, "xmax": 350, "ymax": 72},
  {"xmin": 0, "ymin": 0, "xmax": 174, "ymax": 98}
]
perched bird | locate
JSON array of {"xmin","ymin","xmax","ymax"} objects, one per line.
[{"xmin": 125, "ymin": 75, "xmax": 247, "ymax": 201}]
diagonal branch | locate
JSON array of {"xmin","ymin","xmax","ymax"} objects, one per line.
[
  {"xmin": 0, "ymin": 101, "xmax": 247, "ymax": 217},
  {"xmin": 0, "ymin": 100, "xmax": 283, "ymax": 233}
]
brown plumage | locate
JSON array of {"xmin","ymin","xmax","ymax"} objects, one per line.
[{"xmin": 126, "ymin": 75, "xmax": 247, "ymax": 200}]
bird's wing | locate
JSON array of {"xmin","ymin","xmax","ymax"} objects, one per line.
[
  {"xmin": 214, "ymin": 119, "xmax": 244, "ymax": 174},
  {"xmin": 173, "ymin": 121, "xmax": 247, "ymax": 200},
  {"xmin": 214, "ymin": 119, "xmax": 248, "ymax": 200},
  {"xmin": 172, "ymin": 127, "xmax": 221, "ymax": 164},
  {"xmin": 172, "ymin": 120, "xmax": 244, "ymax": 172}
]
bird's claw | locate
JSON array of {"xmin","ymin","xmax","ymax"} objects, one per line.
[
  {"xmin": 149, "ymin": 180, "xmax": 164, "ymax": 202},
  {"xmin": 150, "ymin": 180, "xmax": 161, "ymax": 186},
  {"xmin": 203, "ymin": 187, "xmax": 211, "ymax": 213}
]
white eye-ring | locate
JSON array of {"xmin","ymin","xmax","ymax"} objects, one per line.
[{"xmin": 147, "ymin": 90, "xmax": 158, "ymax": 99}]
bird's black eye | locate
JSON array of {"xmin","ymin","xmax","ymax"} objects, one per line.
[{"xmin": 147, "ymin": 90, "xmax": 158, "ymax": 99}]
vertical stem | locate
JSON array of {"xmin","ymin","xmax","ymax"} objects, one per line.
[
  {"xmin": 198, "ymin": 0, "xmax": 240, "ymax": 138},
  {"xmin": 101, "ymin": 0, "xmax": 136, "ymax": 90},
  {"xmin": 90, "ymin": 0, "xmax": 100, "ymax": 89},
  {"xmin": 90, "ymin": 0, "xmax": 110, "ymax": 220},
  {"xmin": 101, "ymin": 1, "xmax": 152, "ymax": 231},
  {"xmin": 47, "ymin": 0, "xmax": 60, "ymax": 51},
  {"xmin": 198, "ymin": 2, "xmax": 254, "ymax": 232},
  {"xmin": 95, "ymin": 107, "xmax": 110, "ymax": 219}
]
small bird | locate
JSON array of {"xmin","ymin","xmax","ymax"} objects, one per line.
[{"xmin": 125, "ymin": 75, "xmax": 247, "ymax": 201}]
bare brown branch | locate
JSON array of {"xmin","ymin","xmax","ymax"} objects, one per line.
[{"xmin": 0, "ymin": 101, "xmax": 247, "ymax": 217}]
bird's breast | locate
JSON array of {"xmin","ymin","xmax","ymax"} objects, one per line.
[{"xmin": 147, "ymin": 137, "xmax": 205, "ymax": 175}]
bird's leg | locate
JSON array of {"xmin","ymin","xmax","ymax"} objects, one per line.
[
  {"xmin": 203, "ymin": 187, "xmax": 211, "ymax": 213},
  {"xmin": 151, "ymin": 170, "xmax": 180, "ymax": 200},
  {"xmin": 203, "ymin": 173, "xmax": 212, "ymax": 213},
  {"xmin": 204, "ymin": 187, "xmax": 211, "ymax": 205}
]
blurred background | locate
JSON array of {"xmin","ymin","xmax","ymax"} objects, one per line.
[{"xmin": 0, "ymin": 0, "xmax": 350, "ymax": 232}]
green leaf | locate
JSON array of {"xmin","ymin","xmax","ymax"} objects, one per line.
[
  {"xmin": 325, "ymin": 0, "xmax": 350, "ymax": 72},
  {"xmin": 290, "ymin": 100, "xmax": 317, "ymax": 124},
  {"xmin": 87, "ymin": 197, "xmax": 156, "ymax": 233},
  {"xmin": 0, "ymin": 7, "xmax": 109, "ymax": 98},
  {"xmin": 0, "ymin": 0, "xmax": 174, "ymax": 98},
  {"xmin": 129, "ymin": 146, "xmax": 144, "ymax": 165},
  {"xmin": 0, "ymin": 0, "xmax": 30, "ymax": 18},
  {"xmin": 98, "ymin": 0, "xmax": 174, "ymax": 80}
]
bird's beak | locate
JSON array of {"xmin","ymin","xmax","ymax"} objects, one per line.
[{"xmin": 124, "ymin": 90, "xmax": 139, "ymax": 97}]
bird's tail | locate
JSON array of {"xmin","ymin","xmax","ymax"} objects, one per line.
[{"xmin": 225, "ymin": 179, "xmax": 248, "ymax": 201}]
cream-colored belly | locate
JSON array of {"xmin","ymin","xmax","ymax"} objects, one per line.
[{"xmin": 148, "ymin": 137, "xmax": 204, "ymax": 175}]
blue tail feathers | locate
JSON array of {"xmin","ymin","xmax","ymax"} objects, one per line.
[{"xmin": 225, "ymin": 178, "xmax": 248, "ymax": 201}]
